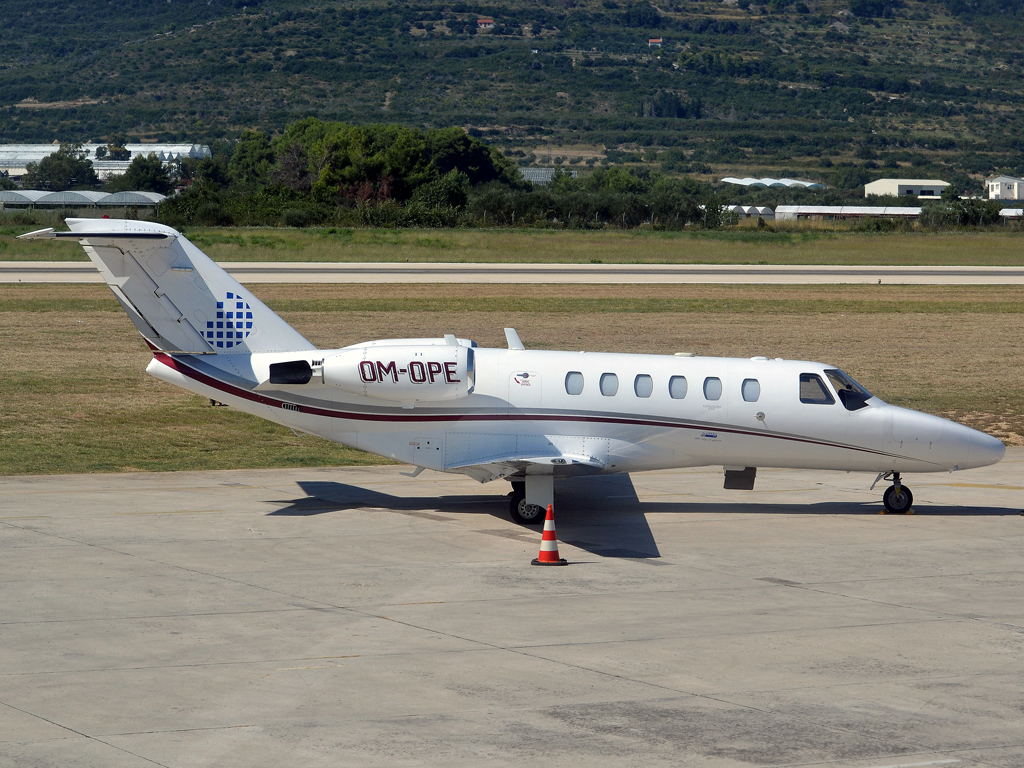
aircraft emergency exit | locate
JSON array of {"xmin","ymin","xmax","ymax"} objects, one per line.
[{"xmin": 21, "ymin": 219, "xmax": 1005, "ymax": 520}]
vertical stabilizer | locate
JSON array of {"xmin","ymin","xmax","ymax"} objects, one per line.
[{"xmin": 20, "ymin": 219, "xmax": 315, "ymax": 354}]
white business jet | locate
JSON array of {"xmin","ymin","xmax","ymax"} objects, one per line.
[{"xmin": 21, "ymin": 219, "xmax": 1005, "ymax": 520}]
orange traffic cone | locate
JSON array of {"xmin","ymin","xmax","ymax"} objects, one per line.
[{"xmin": 532, "ymin": 504, "xmax": 568, "ymax": 566}]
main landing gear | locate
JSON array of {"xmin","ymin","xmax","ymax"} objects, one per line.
[
  {"xmin": 879, "ymin": 471, "xmax": 914, "ymax": 514},
  {"xmin": 508, "ymin": 481, "xmax": 546, "ymax": 525}
]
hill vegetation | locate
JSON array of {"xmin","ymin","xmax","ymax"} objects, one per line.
[
  {"xmin": 3, "ymin": 0, "xmax": 1024, "ymax": 192},
  {"xmin": 2, "ymin": 117, "xmax": 1006, "ymax": 231}
]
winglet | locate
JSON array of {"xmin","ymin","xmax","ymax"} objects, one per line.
[{"xmin": 504, "ymin": 328, "xmax": 525, "ymax": 350}]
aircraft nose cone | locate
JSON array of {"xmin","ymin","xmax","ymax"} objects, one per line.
[{"xmin": 967, "ymin": 430, "xmax": 1006, "ymax": 468}]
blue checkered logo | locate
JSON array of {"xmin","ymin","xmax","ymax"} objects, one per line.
[{"xmin": 204, "ymin": 291, "xmax": 254, "ymax": 349}]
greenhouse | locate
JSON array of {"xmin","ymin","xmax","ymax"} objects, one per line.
[
  {"xmin": 0, "ymin": 190, "xmax": 166, "ymax": 208},
  {"xmin": 721, "ymin": 177, "xmax": 826, "ymax": 190}
]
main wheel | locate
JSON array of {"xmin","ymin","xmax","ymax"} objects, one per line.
[
  {"xmin": 883, "ymin": 484, "xmax": 913, "ymax": 514},
  {"xmin": 509, "ymin": 493, "xmax": 544, "ymax": 525}
]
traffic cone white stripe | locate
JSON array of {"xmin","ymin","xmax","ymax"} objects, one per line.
[{"xmin": 532, "ymin": 504, "xmax": 567, "ymax": 566}]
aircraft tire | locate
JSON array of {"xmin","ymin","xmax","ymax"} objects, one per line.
[
  {"xmin": 509, "ymin": 493, "xmax": 544, "ymax": 525},
  {"xmin": 883, "ymin": 484, "xmax": 913, "ymax": 514}
]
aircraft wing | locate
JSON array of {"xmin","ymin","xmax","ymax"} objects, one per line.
[{"xmin": 446, "ymin": 452, "xmax": 606, "ymax": 484}]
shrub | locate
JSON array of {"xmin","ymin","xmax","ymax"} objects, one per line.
[{"xmin": 281, "ymin": 208, "xmax": 313, "ymax": 228}]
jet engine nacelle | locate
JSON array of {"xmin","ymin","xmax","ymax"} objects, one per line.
[{"xmin": 323, "ymin": 345, "xmax": 475, "ymax": 403}]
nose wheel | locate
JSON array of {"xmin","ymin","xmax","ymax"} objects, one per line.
[{"xmin": 881, "ymin": 473, "xmax": 914, "ymax": 514}]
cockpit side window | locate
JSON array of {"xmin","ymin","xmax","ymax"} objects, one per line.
[
  {"xmin": 825, "ymin": 369, "xmax": 872, "ymax": 411},
  {"xmin": 799, "ymin": 373, "xmax": 835, "ymax": 405}
]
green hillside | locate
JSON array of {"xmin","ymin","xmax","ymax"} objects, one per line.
[{"xmin": 3, "ymin": 0, "xmax": 1024, "ymax": 190}]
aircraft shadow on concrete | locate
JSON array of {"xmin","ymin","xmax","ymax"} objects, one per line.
[
  {"xmin": 269, "ymin": 475, "xmax": 1016, "ymax": 559},
  {"xmin": 270, "ymin": 474, "xmax": 662, "ymax": 559}
]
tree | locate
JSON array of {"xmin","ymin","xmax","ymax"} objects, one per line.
[
  {"xmin": 424, "ymin": 127, "xmax": 523, "ymax": 188},
  {"xmin": 157, "ymin": 183, "xmax": 233, "ymax": 228},
  {"xmin": 107, "ymin": 134, "xmax": 130, "ymax": 161},
  {"xmin": 272, "ymin": 119, "xmax": 524, "ymax": 204},
  {"xmin": 649, "ymin": 176, "xmax": 704, "ymax": 225},
  {"xmin": 832, "ymin": 166, "xmax": 873, "ymax": 190},
  {"xmin": 624, "ymin": 2, "xmax": 659, "ymax": 26},
  {"xmin": 104, "ymin": 153, "xmax": 174, "ymax": 194},
  {"xmin": 271, "ymin": 142, "xmax": 312, "ymax": 193},
  {"xmin": 229, "ymin": 130, "xmax": 274, "ymax": 187},
  {"xmin": 410, "ymin": 170, "xmax": 470, "ymax": 210},
  {"xmin": 586, "ymin": 166, "xmax": 646, "ymax": 194},
  {"xmin": 0, "ymin": 171, "xmax": 15, "ymax": 190},
  {"xmin": 848, "ymin": 0, "xmax": 901, "ymax": 17},
  {"xmin": 921, "ymin": 197, "xmax": 1003, "ymax": 227},
  {"xmin": 179, "ymin": 155, "xmax": 230, "ymax": 189},
  {"xmin": 22, "ymin": 143, "xmax": 98, "ymax": 190}
]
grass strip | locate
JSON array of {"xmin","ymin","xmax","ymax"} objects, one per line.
[
  {"xmin": 4, "ymin": 226, "xmax": 1024, "ymax": 265},
  {"xmin": 2, "ymin": 283, "xmax": 1021, "ymax": 475}
]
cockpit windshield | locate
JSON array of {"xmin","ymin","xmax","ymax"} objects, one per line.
[{"xmin": 824, "ymin": 369, "xmax": 873, "ymax": 411}]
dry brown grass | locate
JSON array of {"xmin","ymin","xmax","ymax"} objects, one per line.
[{"xmin": 2, "ymin": 282, "xmax": 1021, "ymax": 475}]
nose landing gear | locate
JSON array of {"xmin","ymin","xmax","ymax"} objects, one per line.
[{"xmin": 878, "ymin": 472, "xmax": 914, "ymax": 514}]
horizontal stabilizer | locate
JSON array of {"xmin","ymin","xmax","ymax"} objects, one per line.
[{"xmin": 19, "ymin": 228, "xmax": 170, "ymax": 241}]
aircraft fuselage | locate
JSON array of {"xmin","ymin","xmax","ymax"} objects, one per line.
[{"xmin": 148, "ymin": 345, "xmax": 1004, "ymax": 479}]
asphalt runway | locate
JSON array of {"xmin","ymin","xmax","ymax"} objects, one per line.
[
  {"xmin": 2, "ymin": 452, "xmax": 1023, "ymax": 767},
  {"xmin": 5, "ymin": 260, "xmax": 1024, "ymax": 284}
]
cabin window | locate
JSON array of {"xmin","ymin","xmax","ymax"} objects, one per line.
[
  {"xmin": 703, "ymin": 377, "xmax": 722, "ymax": 401},
  {"xmin": 799, "ymin": 373, "xmax": 835, "ymax": 405},
  {"xmin": 634, "ymin": 374, "xmax": 653, "ymax": 398},
  {"xmin": 741, "ymin": 378, "xmax": 760, "ymax": 402},
  {"xmin": 600, "ymin": 373, "xmax": 618, "ymax": 397},
  {"xmin": 824, "ymin": 369, "xmax": 872, "ymax": 411},
  {"xmin": 669, "ymin": 376, "xmax": 687, "ymax": 399},
  {"xmin": 565, "ymin": 371, "xmax": 584, "ymax": 396}
]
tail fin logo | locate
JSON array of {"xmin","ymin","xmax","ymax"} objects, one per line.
[{"xmin": 203, "ymin": 291, "xmax": 255, "ymax": 349}]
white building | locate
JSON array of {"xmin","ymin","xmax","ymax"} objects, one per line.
[
  {"xmin": 986, "ymin": 175, "xmax": 1024, "ymax": 201},
  {"xmin": 0, "ymin": 143, "xmax": 211, "ymax": 179},
  {"xmin": 775, "ymin": 205, "xmax": 921, "ymax": 221},
  {"xmin": 864, "ymin": 178, "xmax": 949, "ymax": 198}
]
